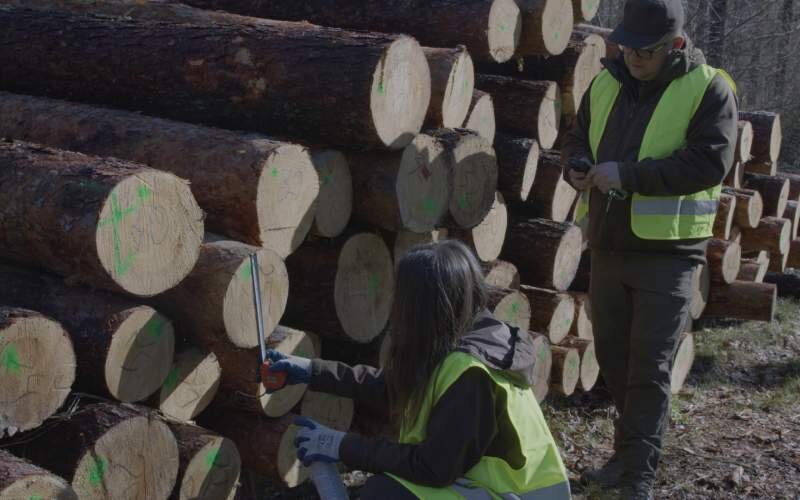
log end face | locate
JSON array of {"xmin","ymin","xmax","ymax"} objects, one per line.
[
  {"xmin": 537, "ymin": 82, "xmax": 561, "ymax": 149},
  {"xmin": 470, "ymin": 191, "xmax": 508, "ymax": 262},
  {"xmin": 449, "ymin": 134, "xmax": 499, "ymax": 228},
  {"xmin": 396, "ymin": 134, "xmax": 450, "ymax": 232},
  {"xmin": 484, "ymin": 260, "xmax": 520, "ymax": 289},
  {"xmin": 690, "ymin": 263, "xmax": 710, "ymax": 320},
  {"xmin": 310, "ymin": 150, "xmax": 352, "ymax": 239},
  {"xmin": 261, "ymin": 329, "xmax": 315, "ymax": 417},
  {"xmin": 371, "ymin": 37, "xmax": 431, "ymax": 150},
  {"xmin": 578, "ymin": 0, "xmax": 600, "ymax": 22},
  {"xmin": 571, "ymin": 34, "xmax": 605, "ymax": 112},
  {"xmin": 180, "ymin": 436, "xmax": 241, "ymax": 500},
  {"xmin": 530, "ymin": 333, "xmax": 552, "ymax": 402},
  {"xmin": 300, "ymin": 390, "xmax": 355, "ymax": 432},
  {"xmin": 540, "ymin": 0, "xmax": 574, "ymax": 56},
  {"xmin": 722, "ymin": 242, "xmax": 743, "ymax": 284},
  {"xmin": 1, "ymin": 473, "xmax": 77, "ymax": 500},
  {"xmin": 393, "ymin": 229, "xmax": 447, "ymax": 270},
  {"xmin": 105, "ymin": 307, "xmax": 175, "ymax": 402},
  {"xmin": 159, "ymin": 347, "xmax": 221, "ymax": 422},
  {"xmin": 770, "ymin": 114, "xmax": 782, "ymax": 164},
  {"xmin": 487, "ymin": 0, "xmax": 522, "ymax": 63},
  {"xmin": 552, "ymin": 224, "xmax": 583, "ymax": 291},
  {"xmin": 257, "ymin": 144, "xmax": 319, "ymax": 257},
  {"xmin": 277, "ymin": 425, "xmax": 310, "ymax": 488},
  {"xmin": 334, "ymin": 233, "xmax": 395, "ymax": 343},
  {"xmin": 549, "ymin": 294, "xmax": 575, "ymax": 345},
  {"xmin": 670, "ymin": 333, "xmax": 695, "ymax": 394},
  {"xmin": 520, "ymin": 139, "xmax": 540, "ymax": 202},
  {"xmin": 493, "ymin": 290, "xmax": 531, "ymax": 331},
  {"xmin": 441, "ymin": 50, "xmax": 475, "ymax": 129},
  {"xmin": 95, "ymin": 169, "xmax": 203, "ymax": 296},
  {"xmin": 561, "ymin": 348, "xmax": 581, "ymax": 396},
  {"xmin": 463, "ymin": 92, "xmax": 496, "ymax": 145},
  {"xmin": 224, "ymin": 246, "xmax": 289, "ymax": 348},
  {"xmin": 0, "ymin": 309, "xmax": 75, "ymax": 436},
  {"xmin": 579, "ymin": 341, "xmax": 599, "ymax": 391}
]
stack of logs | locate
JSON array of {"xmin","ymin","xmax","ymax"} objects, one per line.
[{"xmin": 0, "ymin": 0, "xmax": 790, "ymax": 498}]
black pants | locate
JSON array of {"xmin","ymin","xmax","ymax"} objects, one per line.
[
  {"xmin": 359, "ymin": 474, "xmax": 416, "ymax": 500},
  {"xmin": 590, "ymin": 252, "xmax": 694, "ymax": 483}
]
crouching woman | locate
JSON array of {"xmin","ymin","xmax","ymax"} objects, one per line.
[{"xmin": 267, "ymin": 240, "xmax": 571, "ymax": 499}]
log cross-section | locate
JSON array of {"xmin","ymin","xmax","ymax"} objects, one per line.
[{"xmin": 502, "ymin": 218, "xmax": 582, "ymax": 291}]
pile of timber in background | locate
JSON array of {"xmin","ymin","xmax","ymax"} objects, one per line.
[{"xmin": 0, "ymin": 0, "xmax": 793, "ymax": 498}]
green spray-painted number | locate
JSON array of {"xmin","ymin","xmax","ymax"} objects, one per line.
[
  {"xmin": 98, "ymin": 183, "xmax": 153, "ymax": 277},
  {"xmin": 368, "ymin": 275, "xmax": 380, "ymax": 294},
  {"xmin": 163, "ymin": 366, "xmax": 180, "ymax": 392},
  {"xmin": 145, "ymin": 316, "xmax": 166, "ymax": 340},
  {"xmin": 1, "ymin": 344, "xmax": 21, "ymax": 375},
  {"xmin": 88, "ymin": 457, "xmax": 107, "ymax": 486},
  {"xmin": 205, "ymin": 448, "xmax": 221, "ymax": 469}
]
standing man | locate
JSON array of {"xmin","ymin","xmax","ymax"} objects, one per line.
[{"xmin": 563, "ymin": 0, "xmax": 737, "ymax": 498}]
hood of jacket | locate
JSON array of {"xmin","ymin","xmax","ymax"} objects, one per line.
[{"xmin": 455, "ymin": 309, "xmax": 537, "ymax": 388}]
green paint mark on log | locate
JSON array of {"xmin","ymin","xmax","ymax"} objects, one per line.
[
  {"xmin": 368, "ymin": 275, "xmax": 380, "ymax": 294},
  {"xmin": 29, "ymin": 495, "xmax": 44, "ymax": 500},
  {"xmin": 322, "ymin": 174, "xmax": 333, "ymax": 186},
  {"xmin": 88, "ymin": 457, "xmax": 107, "ymax": 486},
  {"xmin": 538, "ymin": 346, "xmax": 547, "ymax": 362},
  {"xmin": 457, "ymin": 195, "xmax": 468, "ymax": 210},
  {"xmin": 271, "ymin": 167, "xmax": 279, "ymax": 178},
  {"xmin": 377, "ymin": 82, "xmax": 385, "ymax": 95},
  {"xmin": 163, "ymin": 366, "xmax": 179, "ymax": 392},
  {"xmin": 499, "ymin": 23, "xmax": 508, "ymax": 32},
  {"xmin": 422, "ymin": 198, "xmax": 438, "ymax": 216},
  {"xmin": 1, "ymin": 344, "xmax": 21, "ymax": 375},
  {"xmin": 137, "ymin": 184, "xmax": 152, "ymax": 202},
  {"xmin": 205, "ymin": 448, "xmax": 220, "ymax": 469},
  {"xmin": 98, "ymin": 184, "xmax": 152, "ymax": 277},
  {"xmin": 145, "ymin": 316, "xmax": 166, "ymax": 340},
  {"xmin": 240, "ymin": 262, "xmax": 253, "ymax": 282}
]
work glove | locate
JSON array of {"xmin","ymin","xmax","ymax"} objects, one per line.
[
  {"xmin": 589, "ymin": 161, "xmax": 622, "ymax": 194},
  {"xmin": 266, "ymin": 349, "xmax": 312, "ymax": 388},
  {"xmin": 294, "ymin": 416, "xmax": 345, "ymax": 466}
]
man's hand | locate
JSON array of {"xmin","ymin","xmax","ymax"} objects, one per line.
[
  {"xmin": 567, "ymin": 157, "xmax": 594, "ymax": 191},
  {"xmin": 589, "ymin": 162, "xmax": 622, "ymax": 194}
]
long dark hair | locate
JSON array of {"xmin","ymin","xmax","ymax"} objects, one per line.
[{"xmin": 384, "ymin": 239, "xmax": 488, "ymax": 428}]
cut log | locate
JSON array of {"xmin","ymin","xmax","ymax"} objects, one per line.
[
  {"xmin": 722, "ymin": 187, "xmax": 763, "ymax": 229},
  {"xmin": 740, "ymin": 217, "xmax": 792, "ymax": 255},
  {"xmin": 300, "ymin": 391, "xmax": 355, "ymax": 432},
  {"xmin": 789, "ymin": 239, "xmax": 800, "ymax": 269},
  {"xmin": 502, "ymin": 218, "xmax": 583, "ymax": 291},
  {"xmin": 559, "ymin": 337, "xmax": 599, "ymax": 391},
  {"xmin": 736, "ymin": 120, "xmax": 754, "ymax": 164},
  {"xmin": 743, "ymin": 172, "xmax": 790, "ymax": 217},
  {"xmin": 550, "ymin": 346, "xmax": 580, "ymax": 396},
  {"xmin": 391, "ymin": 229, "xmax": 449, "ymax": 269},
  {"xmin": 519, "ymin": 150, "xmax": 577, "ymax": 222},
  {"xmin": 211, "ymin": 326, "xmax": 316, "ymax": 418},
  {"xmin": 529, "ymin": 332, "xmax": 552, "ymax": 402},
  {"xmin": 703, "ymin": 281, "xmax": 776, "ymax": 322},
  {"xmin": 519, "ymin": 285, "xmax": 575, "ymax": 344},
  {"xmin": 768, "ymin": 249, "xmax": 789, "ymax": 273},
  {"xmin": 575, "ymin": 24, "xmax": 619, "ymax": 59},
  {"xmin": 483, "ymin": 260, "xmax": 521, "ymax": 289},
  {"xmin": 476, "ymin": 75, "xmax": 561, "ymax": 148},
  {"xmin": 166, "ymin": 422, "xmax": 240, "ymax": 500},
  {"xmin": 0, "ymin": 91, "xmax": 316, "ymax": 257},
  {"xmin": 0, "ymin": 449, "xmax": 76, "ymax": 500},
  {"xmin": 494, "ymin": 134, "xmax": 539, "ymax": 203},
  {"xmin": 729, "ymin": 225, "xmax": 742, "ymax": 245},
  {"xmin": 765, "ymin": 268, "xmax": 800, "ymax": 297},
  {"xmin": 199, "ymin": 411, "xmax": 308, "ymax": 488},
  {"xmin": 572, "ymin": 0, "xmax": 599, "ymax": 22},
  {"xmin": 516, "ymin": 0, "xmax": 574, "ymax": 56},
  {"xmin": 569, "ymin": 248, "xmax": 591, "ymax": 293},
  {"xmin": 670, "ymin": 332, "xmax": 694, "ymax": 395},
  {"xmin": 724, "ymin": 161, "xmax": 743, "ymax": 189},
  {"xmin": 738, "ymin": 251, "xmax": 769, "ymax": 283},
  {"xmin": 310, "ymin": 150, "xmax": 352, "ymax": 239},
  {"xmin": 157, "ymin": 346, "xmax": 221, "ymax": 423},
  {"xmin": 566, "ymin": 292, "xmax": 593, "ymax": 340},
  {"xmin": 0, "ymin": 140, "xmax": 202, "ymax": 296},
  {"xmin": 462, "ymin": 90, "xmax": 497, "ymax": 144},
  {"xmin": 0, "ymin": 3, "xmax": 430, "ymax": 150},
  {"xmin": 776, "ymin": 171, "xmax": 800, "ymax": 200},
  {"xmin": 9, "ymin": 403, "xmax": 179, "ymax": 500},
  {"xmin": 284, "ymin": 233, "xmax": 394, "ymax": 343},
  {"xmin": 0, "ymin": 267, "xmax": 174, "ymax": 403},
  {"xmin": 689, "ymin": 263, "xmax": 710, "ymax": 320},
  {"xmin": 179, "ymin": 0, "xmax": 521, "ymax": 63},
  {"xmin": 423, "ymin": 46, "xmax": 475, "ymax": 128},
  {"xmin": 429, "ymin": 129, "xmax": 499, "ymax": 228},
  {"xmin": 739, "ymin": 111, "xmax": 782, "ymax": 163},
  {"xmin": 154, "ymin": 240, "xmax": 288, "ymax": 349},
  {"xmin": 784, "ymin": 200, "xmax": 800, "ymax": 239},
  {"xmin": 0, "ymin": 308, "xmax": 75, "ymax": 437},
  {"xmin": 706, "ymin": 239, "xmax": 742, "ymax": 284},
  {"xmin": 712, "ymin": 192, "xmax": 737, "ymax": 240},
  {"xmin": 743, "ymin": 160, "xmax": 776, "ymax": 176},
  {"xmin": 448, "ymin": 191, "xmax": 508, "ymax": 262},
  {"xmin": 488, "ymin": 288, "xmax": 532, "ymax": 331}
]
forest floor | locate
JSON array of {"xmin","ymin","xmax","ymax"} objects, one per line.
[{"xmin": 242, "ymin": 298, "xmax": 800, "ymax": 499}]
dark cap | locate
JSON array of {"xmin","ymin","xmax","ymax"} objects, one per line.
[{"xmin": 609, "ymin": 0, "xmax": 685, "ymax": 49}]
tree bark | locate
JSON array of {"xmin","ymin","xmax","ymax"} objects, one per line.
[
  {"xmin": 776, "ymin": 171, "xmax": 800, "ymax": 200},
  {"xmin": 712, "ymin": 192, "xmax": 736, "ymax": 240},
  {"xmin": 768, "ymin": 249, "xmax": 789, "ymax": 273},
  {"xmin": 0, "ymin": 449, "xmax": 76, "ymax": 500},
  {"xmin": 284, "ymin": 233, "xmax": 394, "ymax": 343},
  {"xmin": 743, "ymin": 160, "xmax": 776, "ymax": 176},
  {"xmin": 739, "ymin": 111, "xmax": 782, "ymax": 163},
  {"xmin": 0, "ymin": 307, "xmax": 75, "ymax": 437},
  {"xmin": 310, "ymin": 149, "xmax": 352, "ymax": 239},
  {"xmin": 569, "ymin": 247, "xmax": 592, "ymax": 293},
  {"xmin": 483, "ymin": 260, "xmax": 521, "ymax": 289},
  {"xmin": 706, "ymin": 239, "xmax": 741, "ymax": 284},
  {"xmin": 8, "ymin": 403, "xmax": 179, "ymax": 500},
  {"xmin": 0, "ymin": 267, "xmax": 173, "ymax": 403},
  {"xmin": 165, "ymin": 422, "xmax": 240, "ymax": 500},
  {"xmin": 153, "ymin": 240, "xmax": 288, "ymax": 349},
  {"xmin": 515, "ymin": 0, "xmax": 573, "ymax": 56},
  {"xmin": 765, "ymin": 268, "xmax": 800, "ymax": 297},
  {"xmin": 494, "ymin": 134, "xmax": 540, "ymax": 204},
  {"xmin": 476, "ymin": 75, "xmax": 561, "ymax": 148},
  {"xmin": 0, "ymin": 3, "xmax": 430, "ymax": 150},
  {"xmin": 423, "ymin": 46, "xmax": 475, "ymax": 128},
  {"xmin": 0, "ymin": 91, "xmax": 316, "ymax": 257},
  {"xmin": 740, "ymin": 217, "xmax": 792, "ymax": 255},
  {"xmin": 722, "ymin": 187, "xmax": 763, "ymax": 229},
  {"xmin": 744, "ymin": 172, "xmax": 789, "ymax": 217},
  {"xmin": 0, "ymin": 140, "xmax": 202, "ymax": 297},
  {"xmin": 519, "ymin": 285, "xmax": 575, "ymax": 344},
  {"xmin": 703, "ymin": 281, "xmax": 776, "ymax": 322},
  {"xmin": 784, "ymin": 200, "xmax": 800, "ymax": 239},
  {"xmin": 789, "ymin": 239, "xmax": 800, "ymax": 269},
  {"xmin": 738, "ymin": 250, "xmax": 769, "ymax": 283},
  {"xmin": 462, "ymin": 90, "xmax": 497, "ymax": 144},
  {"xmin": 156, "ymin": 345, "xmax": 221, "ymax": 423}
]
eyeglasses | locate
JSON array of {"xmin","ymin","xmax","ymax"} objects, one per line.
[{"xmin": 619, "ymin": 43, "xmax": 667, "ymax": 60}]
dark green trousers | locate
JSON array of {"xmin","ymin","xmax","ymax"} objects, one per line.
[{"xmin": 590, "ymin": 251, "xmax": 695, "ymax": 483}]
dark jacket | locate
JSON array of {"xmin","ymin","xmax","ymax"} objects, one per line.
[
  {"xmin": 309, "ymin": 310, "xmax": 538, "ymax": 487},
  {"xmin": 562, "ymin": 42, "xmax": 738, "ymax": 262}
]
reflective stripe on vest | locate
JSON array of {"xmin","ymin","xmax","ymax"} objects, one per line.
[
  {"xmin": 575, "ymin": 64, "xmax": 733, "ymax": 240},
  {"xmin": 388, "ymin": 352, "xmax": 570, "ymax": 500}
]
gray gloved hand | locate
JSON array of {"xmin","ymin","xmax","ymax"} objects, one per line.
[{"xmin": 294, "ymin": 417, "xmax": 345, "ymax": 466}]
